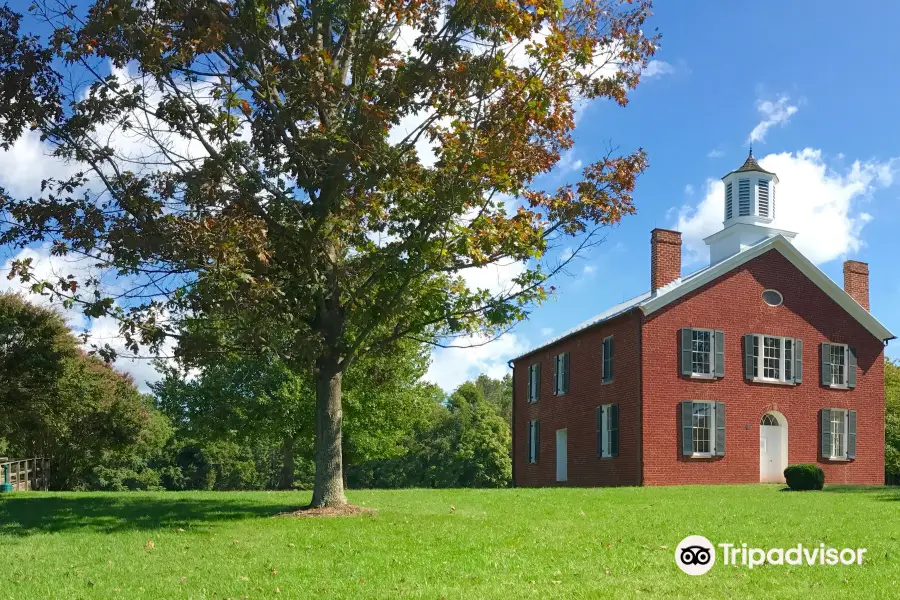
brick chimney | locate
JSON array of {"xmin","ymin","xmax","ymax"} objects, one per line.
[
  {"xmin": 843, "ymin": 260, "xmax": 870, "ymax": 311},
  {"xmin": 651, "ymin": 228, "xmax": 682, "ymax": 292}
]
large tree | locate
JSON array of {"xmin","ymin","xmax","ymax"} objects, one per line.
[{"xmin": 0, "ymin": 0, "xmax": 657, "ymax": 506}]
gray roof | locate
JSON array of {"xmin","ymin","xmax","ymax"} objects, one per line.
[{"xmin": 723, "ymin": 151, "xmax": 775, "ymax": 178}]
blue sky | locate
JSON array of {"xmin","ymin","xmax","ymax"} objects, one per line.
[
  {"xmin": 427, "ymin": 1, "xmax": 900, "ymax": 389},
  {"xmin": 1, "ymin": 1, "xmax": 899, "ymax": 391}
]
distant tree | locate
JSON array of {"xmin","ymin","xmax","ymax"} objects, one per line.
[
  {"xmin": 0, "ymin": 0, "xmax": 656, "ymax": 505},
  {"xmin": 886, "ymin": 359, "xmax": 900, "ymax": 478},
  {"xmin": 0, "ymin": 293, "xmax": 171, "ymax": 489},
  {"xmin": 350, "ymin": 380, "xmax": 510, "ymax": 488},
  {"xmin": 153, "ymin": 338, "xmax": 432, "ymax": 488},
  {"xmin": 472, "ymin": 373, "xmax": 513, "ymax": 426}
]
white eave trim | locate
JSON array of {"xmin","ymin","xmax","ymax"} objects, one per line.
[{"xmin": 641, "ymin": 235, "xmax": 895, "ymax": 342}]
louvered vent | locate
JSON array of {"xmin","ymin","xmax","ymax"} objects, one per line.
[
  {"xmin": 738, "ymin": 179, "xmax": 751, "ymax": 216},
  {"xmin": 725, "ymin": 182, "xmax": 733, "ymax": 220},
  {"xmin": 758, "ymin": 179, "xmax": 769, "ymax": 217}
]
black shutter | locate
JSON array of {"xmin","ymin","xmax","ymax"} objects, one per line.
[
  {"xmin": 562, "ymin": 352, "xmax": 570, "ymax": 393},
  {"xmin": 610, "ymin": 404, "xmax": 619, "ymax": 457},
  {"xmin": 714, "ymin": 330, "xmax": 725, "ymax": 377},
  {"xmin": 607, "ymin": 338, "xmax": 614, "ymax": 381},
  {"xmin": 553, "ymin": 355, "xmax": 559, "ymax": 395},
  {"xmin": 526, "ymin": 420, "xmax": 532, "ymax": 463},
  {"xmin": 681, "ymin": 328, "xmax": 693, "ymax": 376},
  {"xmin": 526, "ymin": 366, "xmax": 532, "ymax": 404},
  {"xmin": 715, "ymin": 402, "xmax": 726, "ymax": 456},
  {"xmin": 794, "ymin": 339, "xmax": 803, "ymax": 384},
  {"xmin": 821, "ymin": 409, "xmax": 832, "ymax": 458},
  {"xmin": 848, "ymin": 410, "xmax": 857, "ymax": 459},
  {"xmin": 534, "ymin": 421, "xmax": 540, "ymax": 463},
  {"xmin": 848, "ymin": 346, "xmax": 858, "ymax": 389},
  {"xmin": 744, "ymin": 334, "xmax": 755, "ymax": 380},
  {"xmin": 821, "ymin": 343, "xmax": 832, "ymax": 386},
  {"xmin": 681, "ymin": 401, "xmax": 694, "ymax": 456},
  {"xmin": 596, "ymin": 407, "xmax": 603, "ymax": 458}
]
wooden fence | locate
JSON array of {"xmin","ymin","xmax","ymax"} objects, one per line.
[{"xmin": 0, "ymin": 458, "xmax": 49, "ymax": 491}]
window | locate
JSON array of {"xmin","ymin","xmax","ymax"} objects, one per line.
[
  {"xmin": 526, "ymin": 363, "xmax": 540, "ymax": 403},
  {"xmin": 596, "ymin": 404, "xmax": 619, "ymax": 458},
  {"xmin": 821, "ymin": 343, "xmax": 856, "ymax": 389},
  {"xmin": 692, "ymin": 330, "xmax": 712, "ymax": 375},
  {"xmin": 527, "ymin": 420, "xmax": 540, "ymax": 464},
  {"xmin": 555, "ymin": 352, "xmax": 570, "ymax": 395},
  {"xmin": 745, "ymin": 334, "xmax": 801, "ymax": 384},
  {"xmin": 761, "ymin": 289, "xmax": 783, "ymax": 307},
  {"xmin": 681, "ymin": 328, "xmax": 724, "ymax": 378},
  {"xmin": 821, "ymin": 408, "xmax": 856, "ymax": 460},
  {"xmin": 692, "ymin": 402, "xmax": 712, "ymax": 455},
  {"xmin": 681, "ymin": 401, "xmax": 725, "ymax": 457},
  {"xmin": 831, "ymin": 410, "xmax": 845, "ymax": 458},
  {"xmin": 831, "ymin": 344, "xmax": 846, "ymax": 386},
  {"xmin": 602, "ymin": 336, "xmax": 614, "ymax": 383},
  {"xmin": 760, "ymin": 414, "xmax": 779, "ymax": 427}
]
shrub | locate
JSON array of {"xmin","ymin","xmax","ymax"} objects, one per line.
[{"xmin": 784, "ymin": 464, "xmax": 825, "ymax": 491}]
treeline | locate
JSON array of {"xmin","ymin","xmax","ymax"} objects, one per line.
[{"xmin": 0, "ymin": 294, "xmax": 512, "ymax": 491}]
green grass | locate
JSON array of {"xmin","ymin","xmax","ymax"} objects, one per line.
[{"xmin": 1, "ymin": 485, "xmax": 899, "ymax": 599}]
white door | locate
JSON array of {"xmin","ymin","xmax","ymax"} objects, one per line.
[
  {"xmin": 556, "ymin": 429, "xmax": 568, "ymax": 482},
  {"xmin": 760, "ymin": 420, "xmax": 785, "ymax": 483}
]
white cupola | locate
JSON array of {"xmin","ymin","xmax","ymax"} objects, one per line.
[
  {"xmin": 722, "ymin": 149, "xmax": 778, "ymax": 226},
  {"xmin": 704, "ymin": 149, "xmax": 796, "ymax": 265}
]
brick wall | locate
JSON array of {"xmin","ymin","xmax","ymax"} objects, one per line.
[
  {"xmin": 843, "ymin": 260, "xmax": 870, "ymax": 311},
  {"xmin": 513, "ymin": 311, "xmax": 643, "ymax": 487},
  {"xmin": 651, "ymin": 228, "xmax": 682, "ymax": 291},
  {"xmin": 641, "ymin": 249, "xmax": 885, "ymax": 486}
]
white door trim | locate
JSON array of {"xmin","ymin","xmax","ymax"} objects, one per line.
[{"xmin": 759, "ymin": 411, "xmax": 788, "ymax": 483}]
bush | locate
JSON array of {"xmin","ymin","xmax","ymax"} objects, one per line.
[{"xmin": 784, "ymin": 464, "xmax": 825, "ymax": 491}]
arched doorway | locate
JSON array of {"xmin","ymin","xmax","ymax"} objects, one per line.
[{"xmin": 760, "ymin": 412, "xmax": 788, "ymax": 483}]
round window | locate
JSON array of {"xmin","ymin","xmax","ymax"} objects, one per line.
[{"xmin": 762, "ymin": 289, "xmax": 783, "ymax": 307}]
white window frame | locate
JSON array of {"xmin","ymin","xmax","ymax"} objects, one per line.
[
  {"xmin": 751, "ymin": 334, "xmax": 794, "ymax": 384},
  {"xmin": 598, "ymin": 403, "xmax": 616, "ymax": 458},
  {"xmin": 830, "ymin": 343, "xmax": 849, "ymax": 389},
  {"xmin": 602, "ymin": 336, "xmax": 614, "ymax": 384},
  {"xmin": 528, "ymin": 420, "xmax": 538, "ymax": 464},
  {"xmin": 690, "ymin": 328, "xmax": 715, "ymax": 378},
  {"xmin": 528, "ymin": 363, "xmax": 539, "ymax": 403},
  {"xmin": 828, "ymin": 409, "xmax": 849, "ymax": 459},
  {"xmin": 691, "ymin": 401, "xmax": 715, "ymax": 457}
]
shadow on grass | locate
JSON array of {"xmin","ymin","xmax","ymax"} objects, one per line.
[
  {"xmin": 0, "ymin": 495, "xmax": 303, "ymax": 536},
  {"xmin": 820, "ymin": 485, "xmax": 900, "ymax": 499}
]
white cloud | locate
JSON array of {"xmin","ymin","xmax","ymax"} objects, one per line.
[
  {"xmin": 425, "ymin": 332, "xmax": 525, "ymax": 392},
  {"xmin": 459, "ymin": 260, "xmax": 526, "ymax": 297},
  {"xmin": 583, "ymin": 264, "xmax": 596, "ymax": 275},
  {"xmin": 707, "ymin": 149, "xmax": 725, "ymax": 158},
  {"xmin": 684, "ymin": 184, "xmax": 695, "ymax": 197},
  {"xmin": 556, "ymin": 150, "xmax": 583, "ymax": 174},
  {"xmin": 0, "ymin": 246, "xmax": 171, "ymax": 391},
  {"xmin": 674, "ymin": 149, "xmax": 899, "ymax": 266},
  {"xmin": 540, "ymin": 327, "xmax": 554, "ymax": 337},
  {"xmin": 748, "ymin": 95, "xmax": 799, "ymax": 144},
  {"xmin": 643, "ymin": 60, "xmax": 674, "ymax": 78}
]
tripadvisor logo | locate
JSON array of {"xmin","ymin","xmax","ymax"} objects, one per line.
[{"xmin": 675, "ymin": 536, "xmax": 867, "ymax": 576}]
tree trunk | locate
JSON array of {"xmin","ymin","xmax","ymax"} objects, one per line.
[
  {"xmin": 310, "ymin": 363, "xmax": 347, "ymax": 507},
  {"xmin": 278, "ymin": 435, "xmax": 295, "ymax": 490}
]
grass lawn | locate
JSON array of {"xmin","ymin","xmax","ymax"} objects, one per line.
[{"xmin": 1, "ymin": 485, "xmax": 899, "ymax": 599}]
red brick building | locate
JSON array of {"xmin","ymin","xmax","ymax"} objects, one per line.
[{"xmin": 511, "ymin": 152, "xmax": 894, "ymax": 487}]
